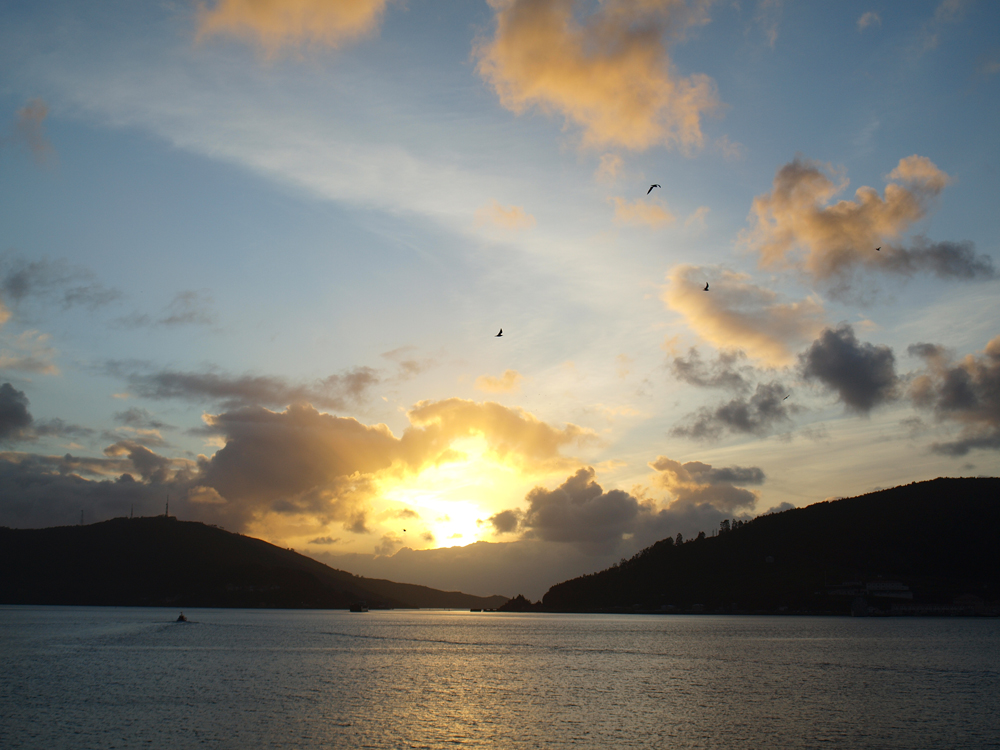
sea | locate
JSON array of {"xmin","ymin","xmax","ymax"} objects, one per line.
[{"xmin": 1, "ymin": 606, "xmax": 997, "ymax": 749}]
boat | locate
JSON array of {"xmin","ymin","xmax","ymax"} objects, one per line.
[{"xmin": 176, "ymin": 612, "xmax": 188, "ymax": 622}]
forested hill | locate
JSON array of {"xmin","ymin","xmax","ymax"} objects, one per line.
[
  {"xmin": 0, "ymin": 517, "xmax": 508, "ymax": 610},
  {"xmin": 541, "ymin": 477, "xmax": 1000, "ymax": 615}
]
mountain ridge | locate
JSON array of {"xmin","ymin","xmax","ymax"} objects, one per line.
[{"xmin": 0, "ymin": 516, "xmax": 508, "ymax": 610}]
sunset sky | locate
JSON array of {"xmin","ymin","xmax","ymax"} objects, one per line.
[{"xmin": 2, "ymin": 0, "xmax": 998, "ymax": 599}]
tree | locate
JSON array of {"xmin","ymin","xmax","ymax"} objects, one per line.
[
  {"xmin": 720, "ymin": 519, "xmax": 731, "ymax": 534},
  {"xmin": 675, "ymin": 532, "xmax": 683, "ymax": 545}
]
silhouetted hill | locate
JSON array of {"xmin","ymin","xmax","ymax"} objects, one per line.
[
  {"xmin": 0, "ymin": 517, "xmax": 508, "ymax": 610},
  {"xmin": 541, "ymin": 477, "xmax": 1000, "ymax": 615}
]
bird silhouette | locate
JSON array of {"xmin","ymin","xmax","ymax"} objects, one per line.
[
  {"xmin": 647, "ymin": 184, "xmax": 661, "ymax": 195},
  {"xmin": 876, "ymin": 247, "xmax": 881, "ymax": 251},
  {"xmin": 783, "ymin": 395, "xmax": 789, "ymax": 400},
  {"xmin": 496, "ymin": 328, "xmax": 503, "ymax": 337},
  {"xmin": 703, "ymin": 282, "xmax": 709, "ymax": 291}
]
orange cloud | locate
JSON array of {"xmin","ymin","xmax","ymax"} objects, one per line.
[
  {"xmin": 9, "ymin": 99, "xmax": 53, "ymax": 164},
  {"xmin": 662, "ymin": 264, "xmax": 825, "ymax": 366},
  {"xmin": 742, "ymin": 154, "xmax": 952, "ymax": 283},
  {"xmin": 196, "ymin": 0, "xmax": 390, "ymax": 53},
  {"xmin": 475, "ymin": 0, "xmax": 719, "ymax": 152},
  {"xmin": 594, "ymin": 153, "xmax": 624, "ymax": 183},
  {"xmin": 474, "ymin": 199, "xmax": 537, "ymax": 230},
  {"xmin": 611, "ymin": 196, "xmax": 676, "ymax": 228},
  {"xmin": 475, "ymin": 369, "xmax": 524, "ymax": 393}
]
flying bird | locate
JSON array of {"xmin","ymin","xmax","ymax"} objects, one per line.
[
  {"xmin": 496, "ymin": 328, "xmax": 503, "ymax": 337},
  {"xmin": 703, "ymin": 282, "xmax": 709, "ymax": 291},
  {"xmin": 783, "ymin": 395, "xmax": 789, "ymax": 400},
  {"xmin": 647, "ymin": 184, "xmax": 661, "ymax": 195},
  {"xmin": 876, "ymin": 247, "xmax": 881, "ymax": 251}
]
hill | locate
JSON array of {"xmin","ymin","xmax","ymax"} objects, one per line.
[
  {"xmin": 540, "ymin": 477, "xmax": 1000, "ymax": 615},
  {"xmin": 0, "ymin": 516, "xmax": 508, "ymax": 610}
]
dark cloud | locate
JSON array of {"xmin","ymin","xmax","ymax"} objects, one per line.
[
  {"xmin": 114, "ymin": 407, "xmax": 172, "ymax": 431},
  {"xmin": 671, "ymin": 348, "xmax": 752, "ymax": 392},
  {"xmin": 103, "ymin": 440, "xmax": 174, "ymax": 483},
  {"xmin": 0, "ymin": 253, "xmax": 120, "ymax": 312},
  {"xmin": 800, "ymin": 325, "xmax": 899, "ymax": 412},
  {"xmin": 0, "ymin": 383, "xmax": 33, "ymax": 441},
  {"xmin": 486, "ymin": 508, "xmax": 521, "ymax": 534},
  {"xmin": 109, "ymin": 363, "xmax": 381, "ymax": 410},
  {"xmin": 308, "ymin": 536, "xmax": 340, "ymax": 545},
  {"xmin": 518, "ymin": 468, "xmax": 649, "ymax": 552},
  {"xmin": 490, "ymin": 457, "xmax": 766, "ymax": 554},
  {"xmin": 33, "ymin": 418, "xmax": 96, "ymax": 441},
  {"xmin": 671, "ymin": 381, "xmax": 793, "ymax": 440},
  {"xmin": 909, "ymin": 335, "xmax": 1000, "ymax": 456},
  {"xmin": 880, "ymin": 239, "xmax": 995, "ymax": 280}
]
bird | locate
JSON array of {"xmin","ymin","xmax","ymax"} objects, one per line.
[
  {"xmin": 783, "ymin": 395, "xmax": 789, "ymax": 400},
  {"xmin": 647, "ymin": 184, "xmax": 661, "ymax": 195},
  {"xmin": 402, "ymin": 529, "xmax": 406, "ymax": 532},
  {"xmin": 876, "ymin": 247, "xmax": 881, "ymax": 251},
  {"xmin": 496, "ymin": 328, "xmax": 503, "ymax": 337},
  {"xmin": 703, "ymin": 282, "xmax": 709, "ymax": 291}
]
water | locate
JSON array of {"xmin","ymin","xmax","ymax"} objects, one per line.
[{"xmin": 1, "ymin": 607, "xmax": 998, "ymax": 749}]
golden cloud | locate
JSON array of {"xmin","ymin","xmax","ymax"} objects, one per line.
[
  {"xmin": 475, "ymin": 0, "xmax": 719, "ymax": 152},
  {"xmin": 475, "ymin": 369, "xmax": 524, "ymax": 393},
  {"xmin": 611, "ymin": 196, "xmax": 676, "ymax": 228},
  {"xmin": 649, "ymin": 456, "xmax": 762, "ymax": 513},
  {"xmin": 474, "ymin": 199, "xmax": 537, "ymax": 230},
  {"xmin": 196, "ymin": 0, "xmax": 390, "ymax": 53},
  {"xmin": 594, "ymin": 153, "xmax": 624, "ymax": 183},
  {"xmin": 662, "ymin": 264, "xmax": 825, "ymax": 366},
  {"xmin": 742, "ymin": 155, "xmax": 952, "ymax": 282}
]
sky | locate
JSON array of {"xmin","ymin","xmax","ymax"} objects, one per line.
[{"xmin": 1, "ymin": 0, "xmax": 998, "ymax": 600}]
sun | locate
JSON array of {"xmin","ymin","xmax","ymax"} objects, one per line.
[{"xmin": 375, "ymin": 436, "xmax": 532, "ymax": 549}]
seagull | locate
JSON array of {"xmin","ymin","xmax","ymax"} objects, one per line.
[
  {"xmin": 647, "ymin": 184, "xmax": 661, "ymax": 195},
  {"xmin": 876, "ymin": 247, "xmax": 881, "ymax": 251},
  {"xmin": 783, "ymin": 395, "xmax": 789, "ymax": 400},
  {"xmin": 496, "ymin": 328, "xmax": 503, "ymax": 337},
  {"xmin": 703, "ymin": 282, "xmax": 709, "ymax": 291}
]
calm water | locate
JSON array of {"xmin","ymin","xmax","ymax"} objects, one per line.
[{"xmin": 1, "ymin": 607, "xmax": 998, "ymax": 749}]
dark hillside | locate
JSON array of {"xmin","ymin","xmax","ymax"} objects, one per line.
[
  {"xmin": 0, "ymin": 516, "xmax": 507, "ymax": 610},
  {"xmin": 542, "ymin": 477, "xmax": 1000, "ymax": 614}
]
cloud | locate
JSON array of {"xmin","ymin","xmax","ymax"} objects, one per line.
[
  {"xmin": 486, "ymin": 508, "xmax": 521, "ymax": 534},
  {"xmin": 475, "ymin": 369, "xmax": 523, "ymax": 393},
  {"xmin": 517, "ymin": 467, "xmax": 649, "ymax": 552},
  {"xmin": 800, "ymin": 324, "xmax": 899, "ymax": 413},
  {"xmin": 6, "ymin": 99, "xmax": 54, "ymax": 164},
  {"xmin": 0, "ymin": 383, "xmax": 32, "ymax": 442},
  {"xmin": 684, "ymin": 205, "xmax": 710, "ymax": 229},
  {"xmin": 611, "ymin": 196, "xmax": 676, "ymax": 228},
  {"xmin": 308, "ymin": 535, "xmax": 340, "ymax": 545},
  {"xmin": 671, "ymin": 380, "xmax": 793, "ymax": 440},
  {"xmin": 671, "ymin": 348, "xmax": 752, "ymax": 392},
  {"xmin": 0, "ymin": 395, "xmax": 597, "ymax": 534},
  {"xmin": 0, "ymin": 253, "xmax": 120, "ymax": 312},
  {"xmin": 196, "ymin": 0, "xmax": 390, "ymax": 54},
  {"xmin": 474, "ymin": 199, "xmax": 536, "ymax": 230},
  {"xmin": 908, "ymin": 336, "xmax": 1000, "ymax": 455},
  {"xmin": 403, "ymin": 398, "xmax": 597, "ymax": 474},
  {"xmin": 486, "ymin": 455, "xmax": 766, "ymax": 554},
  {"xmin": 475, "ymin": 0, "xmax": 719, "ymax": 152},
  {"xmin": 114, "ymin": 407, "xmax": 172, "ymax": 431},
  {"xmin": 662, "ymin": 265, "xmax": 826, "ymax": 366},
  {"xmin": 753, "ymin": 0, "xmax": 784, "ymax": 48},
  {"xmin": 741, "ymin": 155, "xmax": 990, "ymax": 291},
  {"xmin": 857, "ymin": 11, "xmax": 881, "ymax": 31},
  {"xmin": 594, "ymin": 153, "xmax": 624, "ymax": 183},
  {"xmin": 0, "ymin": 331, "xmax": 59, "ymax": 375},
  {"xmin": 649, "ymin": 456, "xmax": 763, "ymax": 513},
  {"xmin": 109, "ymin": 363, "xmax": 381, "ymax": 410},
  {"xmin": 116, "ymin": 290, "xmax": 217, "ymax": 329},
  {"xmin": 919, "ymin": 0, "xmax": 967, "ymax": 53}
]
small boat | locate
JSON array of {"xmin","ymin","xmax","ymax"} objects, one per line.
[{"xmin": 176, "ymin": 612, "xmax": 188, "ymax": 622}]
